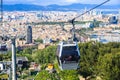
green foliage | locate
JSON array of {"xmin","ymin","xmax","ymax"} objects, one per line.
[
  {"xmin": 34, "ymin": 21, "xmax": 65, "ymax": 25},
  {"xmin": 17, "ymin": 42, "xmax": 120, "ymax": 79},
  {"xmin": 33, "ymin": 21, "xmax": 92, "ymax": 26},
  {"xmin": 19, "ymin": 42, "xmax": 120, "ymax": 79},
  {"xmin": 79, "ymin": 42, "xmax": 105, "ymax": 77},
  {"xmin": 96, "ymin": 53, "xmax": 120, "ymax": 80},
  {"xmin": 0, "ymin": 74, "xmax": 8, "ymax": 79},
  {"xmin": 0, "ymin": 51, "xmax": 12, "ymax": 61},
  {"xmin": 35, "ymin": 70, "xmax": 79, "ymax": 80},
  {"xmin": 34, "ymin": 38, "xmax": 43, "ymax": 43},
  {"xmin": 33, "ymin": 45, "xmax": 57, "ymax": 64},
  {"xmin": 22, "ymin": 48, "xmax": 32, "ymax": 54},
  {"xmin": 78, "ymin": 42, "xmax": 120, "ymax": 79},
  {"xmin": 59, "ymin": 70, "xmax": 79, "ymax": 80},
  {"xmin": 16, "ymin": 47, "xmax": 34, "ymax": 62},
  {"xmin": 1, "ymin": 41, "xmax": 120, "ymax": 79},
  {"xmin": 35, "ymin": 70, "xmax": 59, "ymax": 80},
  {"xmin": 75, "ymin": 21, "xmax": 92, "ymax": 24}
]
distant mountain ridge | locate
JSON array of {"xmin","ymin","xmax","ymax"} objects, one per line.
[{"xmin": 3, "ymin": 4, "xmax": 120, "ymax": 11}]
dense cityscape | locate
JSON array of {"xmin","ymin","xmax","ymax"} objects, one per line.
[{"xmin": 0, "ymin": 0, "xmax": 120, "ymax": 80}]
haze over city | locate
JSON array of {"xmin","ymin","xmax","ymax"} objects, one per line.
[{"xmin": 4, "ymin": 0, "xmax": 120, "ymax": 5}]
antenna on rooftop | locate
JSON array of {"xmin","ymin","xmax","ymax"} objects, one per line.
[{"xmin": 68, "ymin": 0, "xmax": 110, "ymax": 42}]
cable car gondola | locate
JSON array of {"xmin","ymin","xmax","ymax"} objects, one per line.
[
  {"xmin": 56, "ymin": 41, "xmax": 80, "ymax": 70},
  {"xmin": 56, "ymin": 0, "xmax": 110, "ymax": 70}
]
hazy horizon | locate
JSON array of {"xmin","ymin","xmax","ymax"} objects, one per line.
[{"xmin": 3, "ymin": 0, "xmax": 120, "ymax": 6}]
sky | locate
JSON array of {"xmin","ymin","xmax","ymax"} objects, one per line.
[{"xmin": 3, "ymin": 0, "xmax": 120, "ymax": 6}]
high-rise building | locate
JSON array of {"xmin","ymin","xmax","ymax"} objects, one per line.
[
  {"xmin": 109, "ymin": 16, "xmax": 118, "ymax": 24},
  {"xmin": 26, "ymin": 26, "xmax": 32, "ymax": 44}
]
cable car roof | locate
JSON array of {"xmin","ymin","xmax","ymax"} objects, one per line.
[{"xmin": 58, "ymin": 41, "xmax": 77, "ymax": 46}]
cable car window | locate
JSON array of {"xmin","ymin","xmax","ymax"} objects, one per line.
[
  {"xmin": 61, "ymin": 52, "xmax": 79, "ymax": 62},
  {"xmin": 63, "ymin": 46, "xmax": 77, "ymax": 51},
  {"xmin": 61, "ymin": 46, "xmax": 79, "ymax": 62}
]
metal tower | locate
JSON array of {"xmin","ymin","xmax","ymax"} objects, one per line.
[
  {"xmin": 0, "ymin": 1, "xmax": 17, "ymax": 79},
  {"xmin": 11, "ymin": 37, "xmax": 17, "ymax": 80}
]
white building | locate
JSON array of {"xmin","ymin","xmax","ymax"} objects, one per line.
[{"xmin": 0, "ymin": 63, "xmax": 5, "ymax": 70}]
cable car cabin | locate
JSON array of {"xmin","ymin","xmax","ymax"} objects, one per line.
[{"xmin": 56, "ymin": 41, "xmax": 80, "ymax": 70}]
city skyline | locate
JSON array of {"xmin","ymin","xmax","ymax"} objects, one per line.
[{"xmin": 4, "ymin": 0, "xmax": 120, "ymax": 6}]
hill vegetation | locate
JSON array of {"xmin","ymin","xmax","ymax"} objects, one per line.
[
  {"xmin": 1, "ymin": 42, "xmax": 120, "ymax": 79},
  {"xmin": 34, "ymin": 42, "xmax": 120, "ymax": 80}
]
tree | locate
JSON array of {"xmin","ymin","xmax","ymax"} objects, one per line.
[
  {"xmin": 35, "ymin": 70, "xmax": 60, "ymax": 80},
  {"xmin": 59, "ymin": 70, "xmax": 79, "ymax": 80},
  {"xmin": 33, "ymin": 45, "xmax": 56, "ymax": 64},
  {"xmin": 22, "ymin": 48, "xmax": 32, "ymax": 54},
  {"xmin": 78, "ymin": 42, "xmax": 120, "ymax": 79},
  {"xmin": 78, "ymin": 42, "xmax": 99, "ymax": 79},
  {"xmin": 34, "ymin": 38, "xmax": 43, "ymax": 43},
  {"xmin": 96, "ymin": 53, "xmax": 120, "ymax": 80}
]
